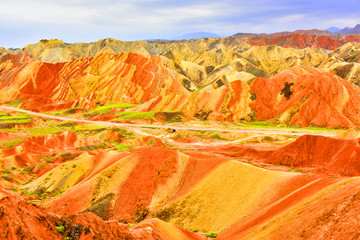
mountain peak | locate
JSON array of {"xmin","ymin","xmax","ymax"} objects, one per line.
[{"xmin": 326, "ymin": 26, "xmax": 341, "ymax": 33}]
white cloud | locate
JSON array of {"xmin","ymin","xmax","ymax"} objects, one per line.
[
  {"xmin": 270, "ymin": 14, "xmax": 307, "ymax": 24},
  {"xmin": 0, "ymin": 0, "xmax": 359, "ymax": 48}
]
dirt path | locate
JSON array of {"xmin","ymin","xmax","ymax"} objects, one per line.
[{"xmin": 0, "ymin": 106, "xmax": 338, "ymax": 137}]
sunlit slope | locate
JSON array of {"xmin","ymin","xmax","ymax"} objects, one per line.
[
  {"xmin": 22, "ymin": 146, "xmax": 317, "ymax": 235},
  {"xmin": 154, "ymin": 161, "xmax": 310, "ymax": 233},
  {"xmin": 228, "ymin": 178, "xmax": 360, "ymax": 240}
]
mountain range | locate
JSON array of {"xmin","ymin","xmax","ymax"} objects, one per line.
[{"xmin": 2, "ymin": 28, "xmax": 360, "ymax": 240}]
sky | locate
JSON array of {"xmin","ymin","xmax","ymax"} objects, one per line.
[{"xmin": 0, "ymin": 0, "xmax": 360, "ymax": 48}]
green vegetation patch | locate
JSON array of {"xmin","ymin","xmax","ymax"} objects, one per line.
[
  {"xmin": 205, "ymin": 232, "xmax": 218, "ymax": 238},
  {"xmin": 55, "ymin": 225, "xmax": 65, "ymax": 234},
  {"xmin": 115, "ymin": 144, "xmax": 130, "ymax": 152},
  {"xmin": 0, "ymin": 114, "xmax": 32, "ymax": 128},
  {"xmin": 251, "ymin": 36, "xmax": 262, "ymax": 41},
  {"xmin": 115, "ymin": 111, "xmax": 155, "ymax": 120},
  {"xmin": 0, "ymin": 137, "xmax": 27, "ymax": 149},
  {"xmin": 233, "ymin": 121, "xmax": 342, "ymax": 132},
  {"xmin": 84, "ymin": 102, "xmax": 135, "ymax": 118},
  {"xmin": 211, "ymin": 133, "xmax": 227, "ymax": 140},
  {"xmin": 0, "ymin": 112, "xmax": 10, "ymax": 117},
  {"xmin": 26, "ymin": 125, "xmax": 63, "ymax": 136},
  {"xmin": 277, "ymin": 39, "xmax": 291, "ymax": 46},
  {"xmin": 6, "ymin": 98, "xmax": 23, "ymax": 106},
  {"xmin": 134, "ymin": 207, "xmax": 149, "ymax": 223},
  {"xmin": 0, "ymin": 114, "xmax": 29, "ymax": 120},
  {"xmin": 44, "ymin": 108, "xmax": 83, "ymax": 116}
]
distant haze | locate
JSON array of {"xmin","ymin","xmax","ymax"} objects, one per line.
[{"xmin": 0, "ymin": 0, "xmax": 360, "ymax": 48}]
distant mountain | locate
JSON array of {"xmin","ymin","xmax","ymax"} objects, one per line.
[
  {"xmin": 174, "ymin": 32, "xmax": 221, "ymax": 40},
  {"xmin": 337, "ymin": 24, "xmax": 360, "ymax": 35},
  {"xmin": 233, "ymin": 29, "xmax": 334, "ymax": 38},
  {"xmin": 326, "ymin": 26, "xmax": 342, "ymax": 33}
]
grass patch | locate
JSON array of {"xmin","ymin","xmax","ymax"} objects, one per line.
[
  {"xmin": 251, "ymin": 36, "xmax": 262, "ymax": 41},
  {"xmin": 115, "ymin": 144, "xmax": 130, "ymax": 151},
  {"xmin": 233, "ymin": 121, "xmax": 343, "ymax": 132},
  {"xmin": 277, "ymin": 39, "xmax": 291, "ymax": 46},
  {"xmin": 55, "ymin": 123, "xmax": 107, "ymax": 136},
  {"xmin": 115, "ymin": 111, "xmax": 155, "ymax": 120},
  {"xmin": 6, "ymin": 98, "xmax": 23, "ymax": 106},
  {"xmin": 0, "ymin": 173, "xmax": 12, "ymax": 181},
  {"xmin": 27, "ymin": 126, "xmax": 63, "ymax": 136},
  {"xmin": 211, "ymin": 133, "xmax": 227, "ymax": 140},
  {"xmin": 0, "ymin": 137, "xmax": 27, "ymax": 149},
  {"xmin": 44, "ymin": 108, "xmax": 83, "ymax": 116},
  {"xmin": 84, "ymin": 102, "xmax": 135, "ymax": 118},
  {"xmin": 0, "ymin": 114, "xmax": 30, "ymax": 121},
  {"xmin": 288, "ymin": 167, "xmax": 305, "ymax": 173},
  {"xmin": 0, "ymin": 112, "xmax": 10, "ymax": 117},
  {"xmin": 0, "ymin": 114, "xmax": 32, "ymax": 127}
]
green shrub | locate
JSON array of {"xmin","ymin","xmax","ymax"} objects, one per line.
[
  {"xmin": 116, "ymin": 144, "xmax": 129, "ymax": 151},
  {"xmin": 134, "ymin": 207, "xmax": 149, "ymax": 222},
  {"xmin": 55, "ymin": 225, "xmax": 65, "ymax": 233},
  {"xmin": 211, "ymin": 133, "xmax": 226, "ymax": 140},
  {"xmin": 0, "ymin": 174, "xmax": 11, "ymax": 181},
  {"xmin": 205, "ymin": 232, "xmax": 218, "ymax": 238}
]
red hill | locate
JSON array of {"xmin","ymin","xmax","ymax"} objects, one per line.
[
  {"xmin": 247, "ymin": 33, "xmax": 360, "ymax": 50},
  {"xmin": 250, "ymin": 66, "xmax": 360, "ymax": 128}
]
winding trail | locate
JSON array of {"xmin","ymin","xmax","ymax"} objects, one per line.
[{"xmin": 0, "ymin": 106, "xmax": 338, "ymax": 137}]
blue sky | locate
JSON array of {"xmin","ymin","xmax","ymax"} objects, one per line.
[{"xmin": 0, "ymin": 0, "xmax": 359, "ymax": 48}]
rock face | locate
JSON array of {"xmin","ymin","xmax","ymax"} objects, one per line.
[
  {"xmin": 0, "ymin": 52, "xmax": 188, "ymax": 111},
  {"xmin": 250, "ymin": 66, "xmax": 360, "ymax": 128},
  {"xmin": 246, "ymin": 33, "xmax": 360, "ymax": 50},
  {"xmin": 0, "ymin": 190, "xmax": 202, "ymax": 240},
  {"xmin": 0, "ymin": 190, "xmax": 61, "ymax": 240},
  {"xmin": 247, "ymin": 33, "xmax": 343, "ymax": 50}
]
